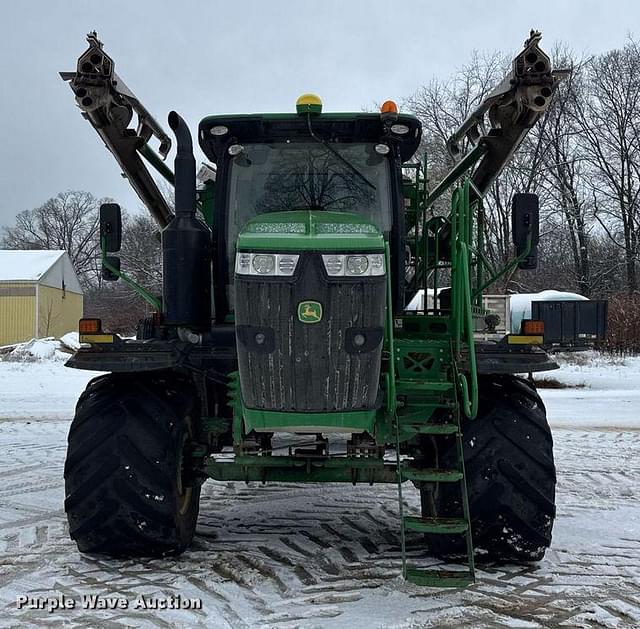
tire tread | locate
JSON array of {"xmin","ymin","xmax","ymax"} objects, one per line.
[{"xmin": 64, "ymin": 372, "xmax": 200, "ymax": 557}]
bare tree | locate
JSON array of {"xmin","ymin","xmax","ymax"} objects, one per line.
[
  {"xmin": 403, "ymin": 39, "xmax": 640, "ymax": 300},
  {"xmin": 1, "ymin": 188, "xmax": 166, "ymax": 330},
  {"xmin": 1, "ymin": 190, "xmax": 103, "ymax": 287},
  {"xmin": 405, "ymin": 50, "xmax": 552, "ymax": 292},
  {"xmin": 572, "ymin": 38, "xmax": 640, "ymax": 293},
  {"xmin": 85, "ymin": 211, "xmax": 163, "ymax": 332},
  {"xmin": 119, "ymin": 213, "xmax": 162, "ymax": 293},
  {"xmin": 405, "ymin": 50, "xmax": 508, "ymax": 190},
  {"xmin": 524, "ymin": 48, "xmax": 597, "ymax": 295}
]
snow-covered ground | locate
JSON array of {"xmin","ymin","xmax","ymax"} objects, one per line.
[
  {"xmin": 0, "ymin": 336, "xmax": 102, "ymax": 421},
  {"xmin": 0, "ymin": 344, "xmax": 639, "ymax": 627},
  {"xmin": 536, "ymin": 352, "xmax": 640, "ymax": 431}
]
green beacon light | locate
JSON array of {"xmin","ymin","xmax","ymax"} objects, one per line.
[{"xmin": 296, "ymin": 93, "xmax": 322, "ymax": 115}]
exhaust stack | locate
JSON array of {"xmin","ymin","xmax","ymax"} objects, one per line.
[
  {"xmin": 162, "ymin": 111, "xmax": 212, "ymax": 329},
  {"xmin": 168, "ymin": 111, "xmax": 197, "ymax": 215}
]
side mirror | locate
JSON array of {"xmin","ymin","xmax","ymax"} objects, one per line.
[
  {"xmin": 512, "ymin": 193, "xmax": 539, "ymax": 270},
  {"xmin": 100, "ymin": 203, "xmax": 122, "ymax": 252},
  {"xmin": 102, "ymin": 256, "xmax": 121, "ymax": 282}
]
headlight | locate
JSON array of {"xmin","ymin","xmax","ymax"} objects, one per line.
[
  {"xmin": 252, "ymin": 254, "xmax": 275, "ymax": 274},
  {"xmin": 323, "ymin": 255, "xmax": 343, "ymax": 275},
  {"xmin": 277, "ymin": 255, "xmax": 299, "ymax": 275},
  {"xmin": 235, "ymin": 252, "xmax": 300, "ymax": 276},
  {"xmin": 347, "ymin": 255, "xmax": 369, "ymax": 275},
  {"xmin": 322, "ymin": 253, "xmax": 385, "ymax": 276}
]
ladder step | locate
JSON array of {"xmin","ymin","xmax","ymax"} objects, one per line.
[
  {"xmin": 397, "ymin": 399, "xmax": 457, "ymax": 415},
  {"xmin": 404, "ymin": 516, "xmax": 469, "ymax": 534},
  {"xmin": 399, "ymin": 423, "xmax": 458, "ymax": 435},
  {"xmin": 396, "ymin": 381, "xmax": 453, "ymax": 393},
  {"xmin": 405, "ymin": 567, "xmax": 474, "ymax": 588},
  {"xmin": 401, "ymin": 466, "xmax": 463, "ymax": 482},
  {"xmin": 394, "ymin": 337, "xmax": 450, "ymax": 346}
]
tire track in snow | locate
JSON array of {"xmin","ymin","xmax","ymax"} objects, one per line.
[{"xmin": 0, "ymin": 422, "xmax": 639, "ymax": 627}]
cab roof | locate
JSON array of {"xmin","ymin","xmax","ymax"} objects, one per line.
[{"xmin": 198, "ymin": 112, "xmax": 422, "ymax": 164}]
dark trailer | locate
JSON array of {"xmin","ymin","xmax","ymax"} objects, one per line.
[{"xmin": 532, "ymin": 300, "xmax": 608, "ymax": 349}]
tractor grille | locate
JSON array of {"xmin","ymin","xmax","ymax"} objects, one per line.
[{"xmin": 234, "ymin": 253, "xmax": 385, "ymax": 412}]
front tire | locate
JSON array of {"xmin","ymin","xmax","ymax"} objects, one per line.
[
  {"xmin": 64, "ymin": 372, "xmax": 201, "ymax": 556},
  {"xmin": 420, "ymin": 375, "xmax": 556, "ymax": 562}
]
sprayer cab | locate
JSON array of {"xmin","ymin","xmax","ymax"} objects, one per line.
[{"xmin": 198, "ymin": 106, "xmax": 421, "ymax": 320}]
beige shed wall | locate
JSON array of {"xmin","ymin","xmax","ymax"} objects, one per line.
[
  {"xmin": 0, "ymin": 283, "xmax": 37, "ymax": 345},
  {"xmin": 37, "ymin": 285, "xmax": 83, "ymax": 340}
]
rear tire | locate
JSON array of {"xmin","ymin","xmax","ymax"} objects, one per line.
[
  {"xmin": 420, "ymin": 375, "xmax": 556, "ymax": 562},
  {"xmin": 64, "ymin": 372, "xmax": 201, "ymax": 557}
]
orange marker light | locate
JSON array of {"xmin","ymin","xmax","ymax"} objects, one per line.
[
  {"xmin": 522, "ymin": 319, "xmax": 544, "ymax": 335},
  {"xmin": 79, "ymin": 318, "xmax": 102, "ymax": 334},
  {"xmin": 381, "ymin": 100, "xmax": 398, "ymax": 114}
]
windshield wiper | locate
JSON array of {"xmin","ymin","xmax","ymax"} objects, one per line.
[{"xmin": 306, "ymin": 114, "xmax": 376, "ymax": 190}]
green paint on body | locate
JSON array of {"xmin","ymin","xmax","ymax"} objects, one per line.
[
  {"xmin": 243, "ymin": 407, "xmax": 377, "ymax": 434},
  {"xmin": 237, "ymin": 210, "xmax": 384, "ymax": 252},
  {"xmin": 204, "ymin": 456, "xmax": 398, "ymax": 484}
]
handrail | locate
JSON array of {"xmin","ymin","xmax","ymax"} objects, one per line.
[
  {"xmin": 451, "ymin": 182, "xmax": 478, "ymax": 419},
  {"xmin": 385, "ymin": 241, "xmax": 407, "ymax": 577},
  {"xmin": 457, "ymin": 244, "xmax": 478, "ymax": 419},
  {"xmin": 383, "ymin": 242, "xmax": 398, "ymax": 415},
  {"xmin": 471, "ymin": 232, "xmax": 533, "ymax": 299}
]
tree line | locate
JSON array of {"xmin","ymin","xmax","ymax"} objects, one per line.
[
  {"xmin": 1, "ymin": 189, "xmax": 162, "ymax": 332},
  {"xmin": 405, "ymin": 38, "xmax": 640, "ymax": 352},
  {"xmin": 1, "ymin": 38, "xmax": 639, "ymax": 349},
  {"xmin": 406, "ymin": 38, "xmax": 640, "ymax": 300}
]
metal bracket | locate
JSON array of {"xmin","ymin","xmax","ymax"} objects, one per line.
[{"xmin": 61, "ymin": 32, "xmax": 174, "ymax": 227}]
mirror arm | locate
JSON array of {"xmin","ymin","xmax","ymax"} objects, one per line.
[
  {"xmin": 472, "ymin": 232, "xmax": 532, "ymax": 299},
  {"xmin": 100, "ymin": 237, "xmax": 162, "ymax": 310}
]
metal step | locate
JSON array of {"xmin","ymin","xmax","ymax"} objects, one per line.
[
  {"xmin": 404, "ymin": 516, "xmax": 468, "ymax": 534},
  {"xmin": 394, "ymin": 337, "xmax": 451, "ymax": 350},
  {"xmin": 396, "ymin": 380, "xmax": 454, "ymax": 393},
  {"xmin": 401, "ymin": 466, "xmax": 463, "ymax": 482},
  {"xmin": 398, "ymin": 422, "xmax": 458, "ymax": 435},
  {"xmin": 393, "ymin": 379, "xmax": 475, "ymax": 588},
  {"xmin": 396, "ymin": 399, "xmax": 457, "ymax": 418},
  {"xmin": 405, "ymin": 567, "xmax": 475, "ymax": 588}
]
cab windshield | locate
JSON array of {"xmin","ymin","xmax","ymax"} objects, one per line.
[{"xmin": 226, "ymin": 142, "xmax": 392, "ymax": 255}]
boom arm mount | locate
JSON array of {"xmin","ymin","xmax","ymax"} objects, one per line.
[
  {"xmin": 61, "ymin": 32, "xmax": 174, "ymax": 227},
  {"xmin": 426, "ymin": 30, "xmax": 568, "ymax": 207}
]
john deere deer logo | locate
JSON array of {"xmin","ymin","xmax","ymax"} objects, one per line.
[{"xmin": 298, "ymin": 300, "xmax": 322, "ymax": 323}]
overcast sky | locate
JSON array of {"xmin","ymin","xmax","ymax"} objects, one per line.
[{"xmin": 0, "ymin": 0, "xmax": 636, "ymax": 229}]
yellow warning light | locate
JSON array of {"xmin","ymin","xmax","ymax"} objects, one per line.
[{"xmin": 296, "ymin": 93, "xmax": 323, "ymax": 115}]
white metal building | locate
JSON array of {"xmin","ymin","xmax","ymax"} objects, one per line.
[{"xmin": 0, "ymin": 250, "xmax": 83, "ymax": 345}]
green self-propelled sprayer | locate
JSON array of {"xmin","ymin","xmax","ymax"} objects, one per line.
[{"xmin": 62, "ymin": 31, "xmax": 566, "ymax": 586}]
